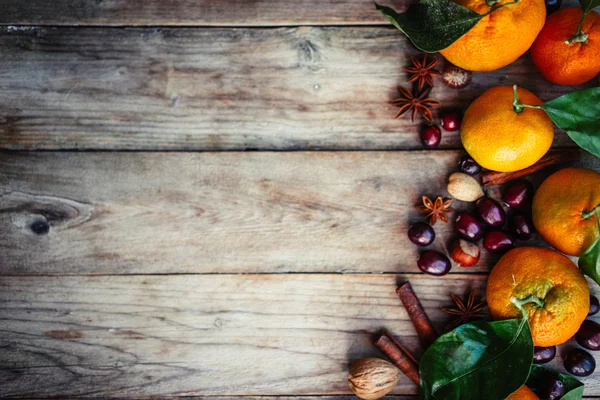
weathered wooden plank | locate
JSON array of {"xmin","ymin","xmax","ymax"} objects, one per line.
[
  {"xmin": 4, "ymin": 151, "xmax": 595, "ymax": 275},
  {"xmin": 0, "ymin": 26, "xmax": 592, "ymax": 151},
  {"xmin": 1, "ymin": 274, "xmax": 598, "ymax": 397},
  {"xmin": 2, "ymin": 0, "xmax": 394, "ymax": 26},
  {"xmin": 0, "ymin": 0, "xmax": 581, "ymax": 26}
]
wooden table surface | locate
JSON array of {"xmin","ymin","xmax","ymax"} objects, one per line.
[{"xmin": 1, "ymin": 1, "xmax": 599, "ymax": 398}]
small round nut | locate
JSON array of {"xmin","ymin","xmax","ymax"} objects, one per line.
[
  {"xmin": 447, "ymin": 172, "xmax": 484, "ymax": 202},
  {"xmin": 450, "ymin": 238, "xmax": 481, "ymax": 267},
  {"xmin": 348, "ymin": 358, "xmax": 401, "ymax": 400}
]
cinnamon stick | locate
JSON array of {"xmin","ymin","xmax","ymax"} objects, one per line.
[
  {"xmin": 480, "ymin": 149, "xmax": 580, "ymax": 187},
  {"xmin": 396, "ymin": 282, "xmax": 438, "ymax": 349},
  {"xmin": 374, "ymin": 330, "xmax": 420, "ymax": 384}
]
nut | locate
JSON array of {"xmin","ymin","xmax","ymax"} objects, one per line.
[
  {"xmin": 450, "ymin": 238, "xmax": 480, "ymax": 267},
  {"xmin": 447, "ymin": 172, "xmax": 484, "ymax": 202},
  {"xmin": 442, "ymin": 64, "xmax": 472, "ymax": 89},
  {"xmin": 348, "ymin": 358, "xmax": 401, "ymax": 400}
]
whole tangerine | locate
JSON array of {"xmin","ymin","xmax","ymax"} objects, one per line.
[
  {"xmin": 506, "ymin": 385, "xmax": 540, "ymax": 400},
  {"xmin": 461, "ymin": 86, "xmax": 554, "ymax": 172},
  {"xmin": 487, "ymin": 247, "xmax": 590, "ymax": 347},
  {"xmin": 440, "ymin": 0, "xmax": 546, "ymax": 71},
  {"xmin": 532, "ymin": 168, "xmax": 600, "ymax": 256},
  {"xmin": 531, "ymin": 7, "xmax": 600, "ymax": 86}
]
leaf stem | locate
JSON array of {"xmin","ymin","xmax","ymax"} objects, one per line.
[
  {"xmin": 567, "ymin": 12, "xmax": 589, "ymax": 45},
  {"xmin": 581, "ymin": 204, "xmax": 600, "ymax": 220},
  {"xmin": 482, "ymin": 0, "xmax": 519, "ymax": 16},
  {"xmin": 512, "ymin": 85, "xmax": 543, "ymax": 114},
  {"xmin": 511, "ymin": 295, "xmax": 544, "ymax": 316}
]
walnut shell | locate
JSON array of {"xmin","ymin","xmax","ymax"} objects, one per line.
[
  {"xmin": 348, "ymin": 357, "xmax": 401, "ymax": 400},
  {"xmin": 447, "ymin": 172, "xmax": 484, "ymax": 202}
]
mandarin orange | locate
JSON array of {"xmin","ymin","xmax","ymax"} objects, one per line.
[
  {"xmin": 532, "ymin": 168, "xmax": 600, "ymax": 256},
  {"xmin": 461, "ymin": 86, "xmax": 554, "ymax": 172},
  {"xmin": 487, "ymin": 247, "xmax": 589, "ymax": 347},
  {"xmin": 506, "ymin": 385, "xmax": 540, "ymax": 400},
  {"xmin": 440, "ymin": 0, "xmax": 546, "ymax": 71},
  {"xmin": 531, "ymin": 7, "xmax": 600, "ymax": 86}
]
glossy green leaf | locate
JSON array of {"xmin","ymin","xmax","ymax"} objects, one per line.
[
  {"xmin": 541, "ymin": 87, "xmax": 600, "ymax": 158},
  {"xmin": 579, "ymin": 0, "xmax": 600, "ymax": 14},
  {"xmin": 374, "ymin": 1, "xmax": 483, "ymax": 53},
  {"xmin": 579, "ymin": 210, "xmax": 600, "ymax": 285},
  {"xmin": 527, "ymin": 365, "xmax": 584, "ymax": 400},
  {"xmin": 419, "ymin": 317, "xmax": 533, "ymax": 400}
]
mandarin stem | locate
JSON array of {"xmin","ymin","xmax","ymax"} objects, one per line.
[
  {"xmin": 582, "ymin": 204, "xmax": 600, "ymax": 220},
  {"xmin": 512, "ymin": 85, "xmax": 543, "ymax": 113},
  {"xmin": 567, "ymin": 12, "xmax": 589, "ymax": 44},
  {"xmin": 511, "ymin": 295, "xmax": 545, "ymax": 315},
  {"xmin": 482, "ymin": 0, "xmax": 519, "ymax": 16}
]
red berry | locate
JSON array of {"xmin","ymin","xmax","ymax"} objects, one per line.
[
  {"xmin": 483, "ymin": 231, "xmax": 514, "ymax": 252},
  {"xmin": 417, "ymin": 250, "xmax": 451, "ymax": 276},
  {"xmin": 440, "ymin": 112, "xmax": 462, "ymax": 132},
  {"xmin": 475, "ymin": 198, "xmax": 505, "ymax": 227},
  {"xmin": 421, "ymin": 125, "xmax": 442, "ymax": 149},
  {"xmin": 458, "ymin": 156, "xmax": 482, "ymax": 175},
  {"xmin": 509, "ymin": 213, "xmax": 534, "ymax": 240},
  {"xmin": 503, "ymin": 179, "xmax": 534, "ymax": 208},
  {"xmin": 454, "ymin": 212, "xmax": 483, "ymax": 241},
  {"xmin": 408, "ymin": 222, "xmax": 435, "ymax": 246}
]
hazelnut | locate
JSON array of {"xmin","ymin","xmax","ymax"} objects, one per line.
[
  {"xmin": 450, "ymin": 239, "xmax": 481, "ymax": 267},
  {"xmin": 348, "ymin": 358, "xmax": 401, "ymax": 400},
  {"xmin": 447, "ymin": 172, "xmax": 484, "ymax": 202}
]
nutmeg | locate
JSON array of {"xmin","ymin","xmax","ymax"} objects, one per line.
[
  {"xmin": 450, "ymin": 238, "xmax": 480, "ymax": 267},
  {"xmin": 348, "ymin": 358, "xmax": 401, "ymax": 400},
  {"xmin": 447, "ymin": 172, "xmax": 484, "ymax": 202}
]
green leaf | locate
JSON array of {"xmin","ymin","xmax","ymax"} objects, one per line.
[
  {"xmin": 541, "ymin": 87, "xmax": 600, "ymax": 158},
  {"xmin": 578, "ymin": 210, "xmax": 600, "ymax": 285},
  {"xmin": 374, "ymin": 1, "xmax": 483, "ymax": 53},
  {"xmin": 527, "ymin": 365, "xmax": 584, "ymax": 400},
  {"xmin": 419, "ymin": 317, "xmax": 533, "ymax": 400},
  {"xmin": 579, "ymin": 0, "xmax": 600, "ymax": 14}
]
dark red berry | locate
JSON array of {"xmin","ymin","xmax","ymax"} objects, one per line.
[
  {"xmin": 483, "ymin": 231, "xmax": 514, "ymax": 252},
  {"xmin": 408, "ymin": 222, "xmax": 435, "ymax": 246},
  {"xmin": 537, "ymin": 375, "xmax": 564, "ymax": 400},
  {"xmin": 421, "ymin": 125, "xmax": 442, "ymax": 149},
  {"xmin": 475, "ymin": 198, "xmax": 505, "ymax": 227},
  {"xmin": 564, "ymin": 348, "xmax": 596, "ymax": 376},
  {"xmin": 590, "ymin": 295, "xmax": 600, "ymax": 316},
  {"xmin": 509, "ymin": 213, "xmax": 534, "ymax": 240},
  {"xmin": 503, "ymin": 179, "xmax": 534, "ymax": 208},
  {"xmin": 417, "ymin": 250, "xmax": 451, "ymax": 276},
  {"xmin": 533, "ymin": 346, "xmax": 556, "ymax": 364},
  {"xmin": 454, "ymin": 212, "xmax": 484, "ymax": 241},
  {"xmin": 458, "ymin": 156, "xmax": 482, "ymax": 176},
  {"xmin": 576, "ymin": 320, "xmax": 600, "ymax": 351},
  {"xmin": 440, "ymin": 112, "xmax": 462, "ymax": 132}
]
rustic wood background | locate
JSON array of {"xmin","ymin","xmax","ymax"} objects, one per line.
[{"xmin": 0, "ymin": 0, "xmax": 599, "ymax": 398}]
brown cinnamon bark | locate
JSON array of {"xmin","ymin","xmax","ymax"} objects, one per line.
[
  {"xmin": 480, "ymin": 150, "xmax": 580, "ymax": 187},
  {"xmin": 374, "ymin": 330, "xmax": 420, "ymax": 384},
  {"xmin": 396, "ymin": 282, "xmax": 438, "ymax": 349}
]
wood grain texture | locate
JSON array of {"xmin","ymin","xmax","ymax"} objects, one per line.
[
  {"xmin": 1, "ymin": 0, "xmax": 400, "ymax": 26},
  {"xmin": 0, "ymin": 26, "xmax": 593, "ymax": 151},
  {"xmin": 5, "ymin": 151, "xmax": 596, "ymax": 275},
  {"xmin": 1, "ymin": 273, "xmax": 598, "ymax": 397}
]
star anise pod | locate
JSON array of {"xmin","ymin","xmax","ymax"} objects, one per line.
[
  {"xmin": 391, "ymin": 86, "xmax": 440, "ymax": 122},
  {"xmin": 416, "ymin": 196, "xmax": 453, "ymax": 225},
  {"xmin": 405, "ymin": 54, "xmax": 440, "ymax": 90},
  {"xmin": 442, "ymin": 290, "xmax": 487, "ymax": 327}
]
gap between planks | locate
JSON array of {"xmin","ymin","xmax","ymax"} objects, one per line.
[
  {"xmin": 1, "ymin": 273, "xmax": 599, "ymax": 397},
  {"xmin": 0, "ymin": 25, "xmax": 593, "ymax": 151}
]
